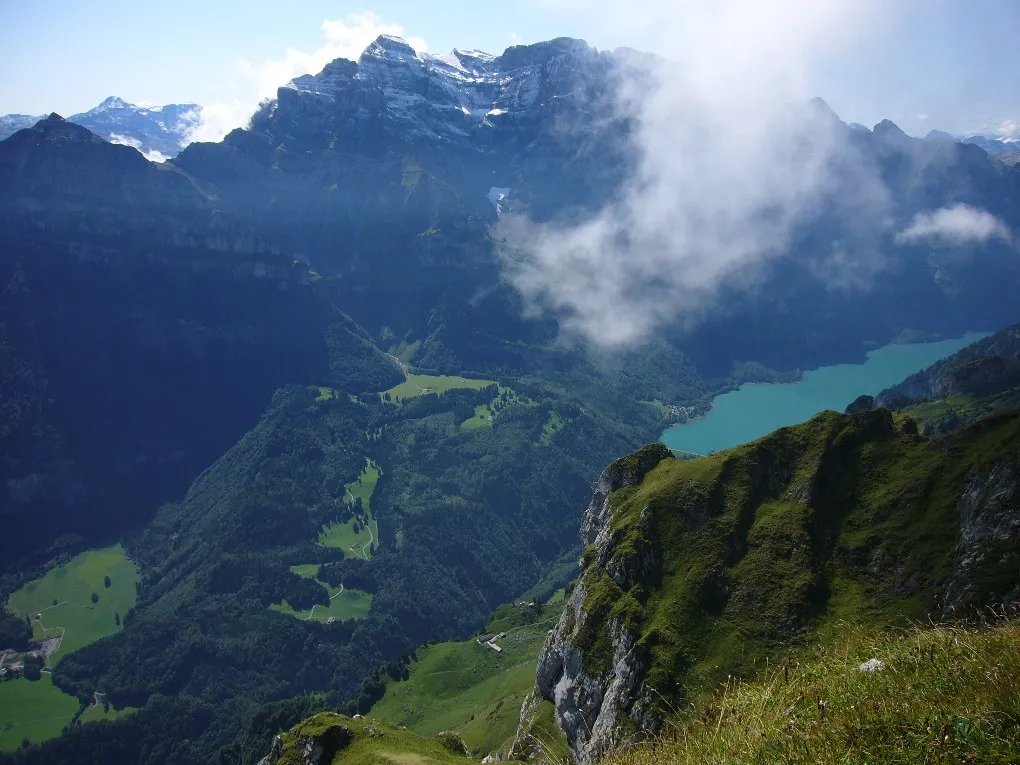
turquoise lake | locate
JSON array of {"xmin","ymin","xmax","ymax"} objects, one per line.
[{"xmin": 661, "ymin": 332, "xmax": 991, "ymax": 456}]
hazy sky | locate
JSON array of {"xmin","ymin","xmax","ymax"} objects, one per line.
[{"xmin": 0, "ymin": 0, "xmax": 1016, "ymax": 138}]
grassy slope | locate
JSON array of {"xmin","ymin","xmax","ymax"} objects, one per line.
[
  {"xmin": 1, "ymin": 546, "xmax": 140, "ymax": 749},
  {"xmin": 382, "ymin": 374, "xmax": 494, "ymax": 401},
  {"xmin": 268, "ymin": 712, "xmax": 475, "ymax": 765},
  {"xmin": 270, "ymin": 586, "xmax": 373, "ymax": 623},
  {"xmin": 460, "ymin": 404, "xmax": 493, "ymax": 430},
  {"xmin": 0, "ymin": 675, "xmax": 80, "ymax": 752},
  {"xmin": 77, "ymin": 703, "xmax": 138, "ymax": 725},
  {"xmin": 7, "ymin": 546, "xmax": 139, "ymax": 664},
  {"xmin": 318, "ymin": 459, "xmax": 380, "ymax": 559},
  {"xmin": 901, "ymin": 387, "xmax": 1020, "ymax": 436},
  {"xmin": 574, "ymin": 408, "xmax": 1020, "ymax": 711},
  {"xmin": 269, "ymin": 566, "xmax": 373, "ymax": 623},
  {"xmin": 603, "ymin": 619, "xmax": 1020, "ymax": 765},
  {"xmin": 370, "ymin": 598, "xmax": 566, "ymax": 759}
]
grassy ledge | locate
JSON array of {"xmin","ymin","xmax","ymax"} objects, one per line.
[{"xmin": 601, "ymin": 618, "xmax": 1020, "ymax": 765}]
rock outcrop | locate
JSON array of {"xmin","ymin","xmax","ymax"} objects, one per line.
[
  {"xmin": 535, "ymin": 443, "xmax": 673, "ymax": 764},
  {"xmin": 533, "ymin": 411, "xmax": 1020, "ymax": 764},
  {"xmin": 256, "ymin": 712, "xmax": 475, "ymax": 765}
]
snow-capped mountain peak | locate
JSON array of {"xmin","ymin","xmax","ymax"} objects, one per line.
[
  {"xmin": 0, "ymin": 97, "xmax": 202, "ymax": 161},
  {"xmin": 95, "ymin": 95, "xmax": 132, "ymax": 112},
  {"xmin": 273, "ymin": 34, "xmax": 613, "ymax": 144}
]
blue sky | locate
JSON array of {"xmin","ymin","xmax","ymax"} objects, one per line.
[{"xmin": 0, "ymin": 0, "xmax": 1016, "ymax": 138}]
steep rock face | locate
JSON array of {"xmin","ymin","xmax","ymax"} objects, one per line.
[
  {"xmin": 945, "ymin": 454, "xmax": 1020, "ymax": 609},
  {"xmin": 536, "ymin": 411, "xmax": 1020, "ymax": 764},
  {"xmin": 536, "ymin": 444, "xmax": 673, "ymax": 764}
]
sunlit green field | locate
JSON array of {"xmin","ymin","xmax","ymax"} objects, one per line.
[
  {"xmin": 78, "ymin": 702, "xmax": 138, "ymax": 725},
  {"xmin": 381, "ymin": 374, "xmax": 493, "ymax": 401},
  {"xmin": 270, "ymin": 564, "xmax": 373, "ymax": 623},
  {"xmin": 318, "ymin": 459, "xmax": 380, "ymax": 559},
  {"xmin": 0, "ymin": 675, "xmax": 79, "ymax": 751},
  {"xmin": 271, "ymin": 586, "xmax": 373, "ymax": 623},
  {"xmin": 6, "ymin": 545, "xmax": 139, "ymax": 664},
  {"xmin": 370, "ymin": 597, "xmax": 567, "ymax": 758},
  {"xmin": 460, "ymin": 404, "xmax": 493, "ymax": 430}
]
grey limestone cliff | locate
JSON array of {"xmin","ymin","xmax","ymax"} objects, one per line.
[{"xmin": 534, "ymin": 443, "xmax": 673, "ymax": 765}]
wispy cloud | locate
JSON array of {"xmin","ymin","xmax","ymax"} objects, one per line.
[
  {"xmin": 498, "ymin": 0, "xmax": 890, "ymax": 349},
  {"xmin": 896, "ymin": 204, "xmax": 1011, "ymax": 246},
  {"xmin": 108, "ymin": 133, "xmax": 169, "ymax": 163},
  {"xmin": 993, "ymin": 119, "xmax": 1019, "ymax": 140},
  {"xmin": 185, "ymin": 13, "xmax": 427, "ymax": 144}
]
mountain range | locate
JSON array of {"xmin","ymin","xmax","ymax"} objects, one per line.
[
  {"xmin": 1, "ymin": 33, "xmax": 1019, "ymax": 765},
  {"xmin": 0, "ymin": 96, "xmax": 201, "ymax": 160}
]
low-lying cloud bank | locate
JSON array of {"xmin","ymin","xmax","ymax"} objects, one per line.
[
  {"xmin": 896, "ymin": 204, "xmax": 1012, "ymax": 246},
  {"xmin": 108, "ymin": 133, "xmax": 170, "ymax": 163},
  {"xmin": 498, "ymin": 0, "xmax": 891, "ymax": 349}
]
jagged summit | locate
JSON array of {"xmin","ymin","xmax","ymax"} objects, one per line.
[
  {"xmin": 925, "ymin": 128, "xmax": 957, "ymax": 142},
  {"xmin": 271, "ymin": 34, "xmax": 610, "ymax": 145},
  {"xmin": 361, "ymin": 33, "xmax": 420, "ymax": 62},
  {"xmin": 95, "ymin": 95, "xmax": 132, "ymax": 111},
  {"xmin": 5, "ymin": 112, "xmax": 104, "ymax": 146},
  {"xmin": 873, "ymin": 118, "xmax": 908, "ymax": 137}
]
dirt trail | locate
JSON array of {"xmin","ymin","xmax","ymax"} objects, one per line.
[{"xmin": 305, "ymin": 584, "xmax": 344, "ymax": 621}]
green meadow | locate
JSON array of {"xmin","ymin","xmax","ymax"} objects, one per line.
[
  {"xmin": 318, "ymin": 459, "xmax": 380, "ymax": 559},
  {"xmin": 7, "ymin": 545, "xmax": 139, "ymax": 665},
  {"xmin": 1, "ymin": 546, "xmax": 140, "ymax": 749},
  {"xmin": 78, "ymin": 702, "xmax": 138, "ymax": 725},
  {"xmin": 0, "ymin": 675, "xmax": 80, "ymax": 751},
  {"xmin": 460, "ymin": 404, "xmax": 494, "ymax": 430},
  {"xmin": 381, "ymin": 374, "xmax": 493, "ymax": 402},
  {"xmin": 271, "ymin": 586, "xmax": 373, "ymax": 623},
  {"xmin": 270, "ymin": 565, "xmax": 372, "ymax": 622},
  {"xmin": 370, "ymin": 596, "xmax": 566, "ymax": 758}
]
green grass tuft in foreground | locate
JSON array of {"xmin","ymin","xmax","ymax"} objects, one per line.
[
  {"xmin": 267, "ymin": 712, "xmax": 475, "ymax": 765},
  {"xmin": 602, "ymin": 618, "xmax": 1020, "ymax": 765}
]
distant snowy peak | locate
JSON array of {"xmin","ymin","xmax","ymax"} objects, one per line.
[
  {"xmin": 961, "ymin": 134, "xmax": 1019, "ymax": 155},
  {"xmin": 921, "ymin": 127, "xmax": 1019, "ymax": 156},
  {"xmin": 278, "ymin": 34, "xmax": 613, "ymax": 143},
  {"xmin": 0, "ymin": 97, "xmax": 202, "ymax": 161},
  {"xmin": 94, "ymin": 95, "xmax": 133, "ymax": 112}
]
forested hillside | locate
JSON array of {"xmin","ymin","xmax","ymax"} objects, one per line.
[{"xmin": 2, "ymin": 30, "xmax": 1020, "ymax": 765}]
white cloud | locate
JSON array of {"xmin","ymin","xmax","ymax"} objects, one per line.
[
  {"xmin": 498, "ymin": 0, "xmax": 891, "ymax": 349},
  {"xmin": 993, "ymin": 118, "xmax": 1019, "ymax": 140},
  {"xmin": 108, "ymin": 133, "xmax": 142, "ymax": 150},
  {"xmin": 185, "ymin": 13, "xmax": 427, "ymax": 144},
  {"xmin": 108, "ymin": 133, "xmax": 170, "ymax": 163},
  {"xmin": 896, "ymin": 204, "xmax": 1011, "ymax": 246},
  {"xmin": 917, "ymin": 113, "xmax": 929, "ymax": 121}
]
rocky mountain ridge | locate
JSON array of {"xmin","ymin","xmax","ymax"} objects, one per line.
[
  {"xmin": 534, "ymin": 408, "xmax": 1020, "ymax": 763},
  {"xmin": 0, "ymin": 113, "xmax": 400, "ymax": 568}
]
